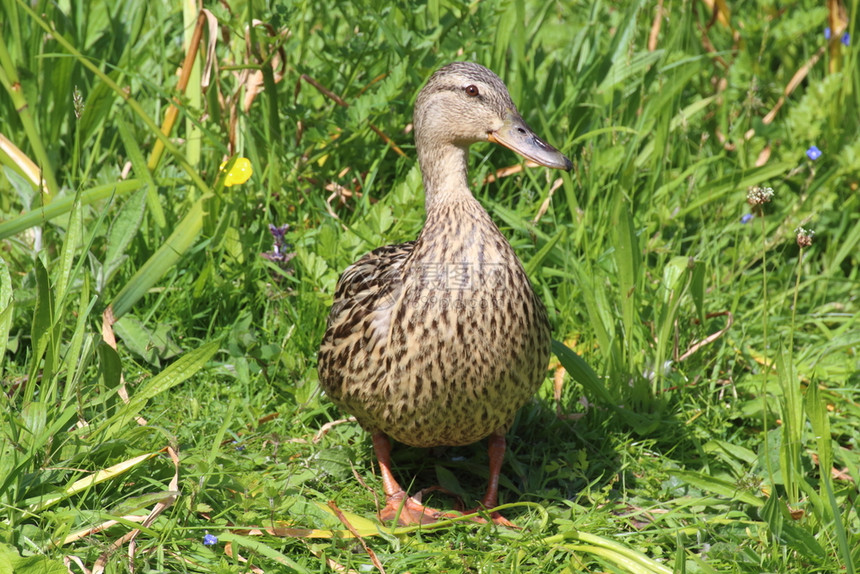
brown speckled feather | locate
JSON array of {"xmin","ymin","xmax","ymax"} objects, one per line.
[
  {"xmin": 318, "ymin": 62, "xmax": 568, "ymax": 453},
  {"xmin": 319, "ymin": 199, "xmax": 549, "ymax": 447}
]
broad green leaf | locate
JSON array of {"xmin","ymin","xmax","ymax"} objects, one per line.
[
  {"xmin": 552, "ymin": 339, "xmax": 613, "ymax": 405},
  {"xmin": 0, "ymin": 542, "xmax": 66, "ymax": 574},
  {"xmin": 613, "ymin": 194, "xmax": 640, "ymax": 368},
  {"xmin": 113, "ymin": 315, "xmax": 182, "ymax": 368},
  {"xmin": 110, "ymin": 198, "xmax": 206, "ymax": 319},
  {"xmin": 805, "ymin": 382, "xmax": 832, "ymax": 475},
  {"xmin": 20, "ymin": 401, "xmax": 47, "ymax": 451},
  {"xmin": 703, "ymin": 440, "xmax": 757, "ymax": 464},
  {"xmin": 759, "ymin": 491, "xmax": 783, "ymax": 539},
  {"xmin": 101, "ymin": 187, "xmax": 148, "ymax": 290},
  {"xmin": 29, "ymin": 257, "xmax": 54, "ymax": 390},
  {"xmin": 97, "ymin": 341, "xmax": 123, "ymax": 391}
]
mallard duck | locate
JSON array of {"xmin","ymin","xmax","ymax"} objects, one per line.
[{"xmin": 318, "ymin": 62, "xmax": 572, "ymax": 525}]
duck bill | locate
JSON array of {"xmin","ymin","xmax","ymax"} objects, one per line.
[{"xmin": 488, "ymin": 113, "xmax": 572, "ymax": 171}]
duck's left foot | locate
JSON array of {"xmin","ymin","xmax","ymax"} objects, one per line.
[
  {"xmin": 372, "ymin": 432, "xmax": 518, "ymax": 528},
  {"xmin": 380, "ymin": 490, "xmax": 460, "ymax": 525},
  {"xmin": 381, "ymin": 492, "xmax": 517, "ymax": 527}
]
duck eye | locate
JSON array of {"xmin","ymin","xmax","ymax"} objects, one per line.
[{"xmin": 464, "ymin": 85, "xmax": 480, "ymax": 97}]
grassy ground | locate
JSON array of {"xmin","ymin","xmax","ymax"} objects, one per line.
[{"xmin": 1, "ymin": 0, "xmax": 859, "ymax": 572}]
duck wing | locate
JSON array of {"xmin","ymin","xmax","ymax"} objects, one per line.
[
  {"xmin": 318, "ymin": 241, "xmax": 416, "ymax": 416},
  {"xmin": 325, "ymin": 240, "xmax": 415, "ymax": 330}
]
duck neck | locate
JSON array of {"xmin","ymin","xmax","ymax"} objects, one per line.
[{"xmin": 417, "ymin": 141, "xmax": 476, "ymax": 212}]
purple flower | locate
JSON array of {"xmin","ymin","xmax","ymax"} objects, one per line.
[
  {"xmin": 203, "ymin": 533, "xmax": 218, "ymax": 546},
  {"xmin": 825, "ymin": 27, "xmax": 831, "ymax": 40},
  {"xmin": 741, "ymin": 213, "xmax": 754, "ymax": 224},
  {"xmin": 806, "ymin": 146, "xmax": 822, "ymax": 161},
  {"xmin": 269, "ymin": 223, "xmax": 289, "ymax": 243},
  {"xmin": 262, "ymin": 223, "xmax": 296, "ymax": 268},
  {"xmin": 842, "ymin": 32, "xmax": 850, "ymax": 46}
]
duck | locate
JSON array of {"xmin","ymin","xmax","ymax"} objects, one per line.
[{"xmin": 318, "ymin": 61, "xmax": 572, "ymax": 526}]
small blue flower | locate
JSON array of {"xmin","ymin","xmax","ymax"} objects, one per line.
[
  {"xmin": 842, "ymin": 32, "xmax": 850, "ymax": 46},
  {"xmin": 741, "ymin": 213, "xmax": 754, "ymax": 224},
  {"xmin": 825, "ymin": 27, "xmax": 831, "ymax": 40},
  {"xmin": 203, "ymin": 533, "xmax": 218, "ymax": 546},
  {"xmin": 806, "ymin": 146, "xmax": 822, "ymax": 161}
]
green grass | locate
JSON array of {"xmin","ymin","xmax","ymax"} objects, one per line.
[{"xmin": 1, "ymin": 0, "xmax": 859, "ymax": 572}]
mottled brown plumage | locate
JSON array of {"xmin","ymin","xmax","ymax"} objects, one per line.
[{"xmin": 318, "ymin": 62, "xmax": 571, "ymax": 525}]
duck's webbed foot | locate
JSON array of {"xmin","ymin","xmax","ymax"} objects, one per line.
[{"xmin": 373, "ymin": 432, "xmax": 517, "ymax": 527}]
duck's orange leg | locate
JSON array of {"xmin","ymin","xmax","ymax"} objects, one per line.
[
  {"xmin": 373, "ymin": 432, "xmax": 516, "ymax": 527},
  {"xmin": 373, "ymin": 433, "xmax": 452, "ymax": 525},
  {"xmin": 464, "ymin": 433, "xmax": 516, "ymax": 527}
]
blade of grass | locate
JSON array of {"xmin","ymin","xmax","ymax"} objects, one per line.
[
  {"xmin": 109, "ymin": 197, "xmax": 208, "ymax": 319},
  {"xmin": 94, "ymin": 339, "xmax": 220, "ymax": 438},
  {"xmin": 552, "ymin": 339, "xmax": 614, "ymax": 405},
  {"xmin": 115, "ymin": 117, "xmax": 166, "ymax": 228},
  {"xmin": 13, "ymin": 0, "xmax": 212, "ymax": 196},
  {"xmin": 613, "ymin": 193, "xmax": 641, "ymax": 376},
  {"xmin": 28, "ymin": 257, "xmax": 55, "ymax": 393},
  {"xmin": 218, "ymin": 533, "xmax": 312, "ymax": 574},
  {"xmin": 807, "ymin": 382, "xmax": 855, "ymax": 574},
  {"xmin": 543, "ymin": 529, "xmax": 673, "ymax": 574},
  {"xmin": 182, "ymin": 0, "xmax": 203, "ymax": 167},
  {"xmin": 99, "ymin": 187, "xmax": 148, "ymax": 292},
  {"xmin": 670, "ymin": 470, "xmax": 765, "ymax": 507},
  {"xmin": 0, "ymin": 257, "xmax": 12, "ymax": 375},
  {"xmin": 0, "ymin": 179, "xmax": 144, "ymax": 241},
  {"xmin": 26, "ymin": 452, "xmax": 159, "ymax": 514},
  {"xmin": 53, "ymin": 191, "xmax": 84, "ymax": 321},
  {"xmin": 0, "ymin": 31, "xmax": 60, "ymax": 199},
  {"xmin": 524, "ymin": 228, "xmax": 566, "ymax": 277},
  {"xmin": 776, "ymin": 344, "xmax": 802, "ymax": 504}
]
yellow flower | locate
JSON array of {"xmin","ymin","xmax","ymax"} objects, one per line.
[{"xmin": 220, "ymin": 157, "xmax": 253, "ymax": 186}]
